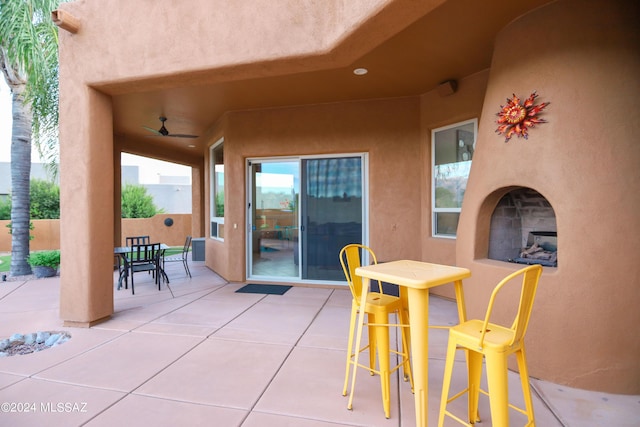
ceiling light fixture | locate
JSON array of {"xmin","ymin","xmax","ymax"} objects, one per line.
[{"xmin": 353, "ymin": 68, "xmax": 368, "ymax": 76}]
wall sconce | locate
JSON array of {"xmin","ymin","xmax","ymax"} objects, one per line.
[{"xmin": 437, "ymin": 79, "xmax": 458, "ymax": 97}]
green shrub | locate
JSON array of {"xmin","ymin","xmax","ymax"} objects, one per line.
[
  {"xmin": 0, "ymin": 197, "xmax": 10, "ymax": 220},
  {"xmin": 30, "ymin": 179, "xmax": 60, "ymax": 219},
  {"xmin": 27, "ymin": 250, "xmax": 61, "ymax": 268},
  {"xmin": 0, "ymin": 179, "xmax": 61, "ymax": 220},
  {"xmin": 121, "ymin": 184, "xmax": 164, "ymax": 218}
]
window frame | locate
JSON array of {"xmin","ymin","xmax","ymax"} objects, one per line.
[
  {"xmin": 431, "ymin": 119, "xmax": 477, "ymax": 238},
  {"xmin": 210, "ymin": 138, "xmax": 224, "ymax": 241}
]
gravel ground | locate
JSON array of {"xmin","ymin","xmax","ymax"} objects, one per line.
[
  {"xmin": 3, "ymin": 341, "xmax": 50, "ymax": 356},
  {"xmin": 0, "ymin": 332, "xmax": 72, "ymax": 357}
]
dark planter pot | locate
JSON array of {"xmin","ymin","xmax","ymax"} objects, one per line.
[{"xmin": 33, "ymin": 266, "xmax": 57, "ymax": 278}]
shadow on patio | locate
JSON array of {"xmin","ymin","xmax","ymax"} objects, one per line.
[{"xmin": 0, "ymin": 261, "xmax": 637, "ymax": 426}]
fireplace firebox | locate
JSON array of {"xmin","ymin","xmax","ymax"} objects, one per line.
[
  {"xmin": 510, "ymin": 231, "xmax": 557, "ymax": 267},
  {"xmin": 488, "ymin": 187, "xmax": 557, "ymax": 267}
]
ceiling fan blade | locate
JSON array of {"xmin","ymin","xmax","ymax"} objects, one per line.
[
  {"xmin": 167, "ymin": 133, "xmax": 199, "ymax": 139},
  {"xmin": 142, "ymin": 126, "xmax": 162, "ymax": 136},
  {"xmin": 142, "ymin": 117, "xmax": 197, "ymax": 138}
]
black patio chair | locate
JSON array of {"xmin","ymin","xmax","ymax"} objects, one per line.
[
  {"xmin": 163, "ymin": 236, "xmax": 192, "ymax": 278},
  {"xmin": 127, "ymin": 235, "xmax": 152, "ymax": 273},
  {"xmin": 117, "ymin": 235, "xmax": 152, "ymax": 289},
  {"xmin": 129, "ymin": 243, "xmax": 166, "ymax": 294},
  {"xmin": 126, "ymin": 235, "xmax": 150, "ymax": 247}
]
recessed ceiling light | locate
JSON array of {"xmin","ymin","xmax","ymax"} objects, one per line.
[
  {"xmin": 353, "ymin": 68, "xmax": 368, "ymax": 76},
  {"xmin": 188, "ymin": 144, "xmax": 196, "ymax": 148}
]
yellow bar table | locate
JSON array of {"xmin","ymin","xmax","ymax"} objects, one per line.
[{"xmin": 355, "ymin": 260, "xmax": 471, "ymax": 427}]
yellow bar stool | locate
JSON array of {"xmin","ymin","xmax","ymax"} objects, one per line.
[
  {"xmin": 438, "ymin": 265, "xmax": 542, "ymax": 427},
  {"xmin": 339, "ymin": 244, "xmax": 413, "ymax": 419}
]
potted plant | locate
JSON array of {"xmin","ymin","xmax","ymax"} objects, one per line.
[{"xmin": 27, "ymin": 250, "xmax": 61, "ymax": 278}]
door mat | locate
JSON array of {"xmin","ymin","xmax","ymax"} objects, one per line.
[{"xmin": 235, "ymin": 284, "xmax": 292, "ymax": 295}]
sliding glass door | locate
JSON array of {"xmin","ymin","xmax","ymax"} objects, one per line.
[
  {"xmin": 248, "ymin": 155, "xmax": 365, "ymax": 283},
  {"xmin": 300, "ymin": 156, "xmax": 363, "ymax": 281},
  {"xmin": 249, "ymin": 160, "xmax": 300, "ymax": 280}
]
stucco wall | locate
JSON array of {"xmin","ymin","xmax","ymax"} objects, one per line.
[
  {"xmin": 456, "ymin": 0, "xmax": 640, "ymax": 393},
  {"xmin": 0, "ymin": 215, "xmax": 192, "ymax": 252},
  {"xmin": 58, "ymin": 0, "xmax": 439, "ymax": 91},
  {"xmin": 119, "ymin": 214, "xmax": 193, "ymax": 247},
  {"xmin": 205, "ymin": 97, "xmax": 422, "ymax": 282},
  {"xmin": 0, "ymin": 220, "xmax": 61, "ymax": 252}
]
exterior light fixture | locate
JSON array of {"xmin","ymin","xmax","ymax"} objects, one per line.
[{"xmin": 353, "ymin": 68, "xmax": 368, "ymax": 76}]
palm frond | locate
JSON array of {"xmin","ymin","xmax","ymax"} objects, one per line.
[{"xmin": 0, "ymin": 0, "xmax": 70, "ymax": 173}]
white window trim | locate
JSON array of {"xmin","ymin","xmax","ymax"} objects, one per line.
[
  {"xmin": 431, "ymin": 119, "xmax": 477, "ymax": 238},
  {"xmin": 210, "ymin": 137, "xmax": 224, "ymax": 241}
]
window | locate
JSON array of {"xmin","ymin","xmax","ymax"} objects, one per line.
[
  {"xmin": 210, "ymin": 139, "xmax": 224, "ymax": 240},
  {"xmin": 432, "ymin": 119, "xmax": 477, "ymax": 238}
]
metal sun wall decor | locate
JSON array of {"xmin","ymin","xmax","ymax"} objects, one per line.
[{"xmin": 496, "ymin": 91, "xmax": 549, "ymax": 142}]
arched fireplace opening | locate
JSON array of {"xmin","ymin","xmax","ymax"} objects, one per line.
[{"xmin": 488, "ymin": 187, "xmax": 557, "ymax": 267}]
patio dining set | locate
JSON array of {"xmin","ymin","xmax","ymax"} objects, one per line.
[
  {"xmin": 115, "ymin": 235, "xmax": 192, "ymax": 294},
  {"xmin": 339, "ymin": 243, "xmax": 543, "ymax": 427}
]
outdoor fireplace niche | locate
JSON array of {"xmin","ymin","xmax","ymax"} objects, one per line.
[{"xmin": 488, "ymin": 187, "xmax": 557, "ymax": 267}]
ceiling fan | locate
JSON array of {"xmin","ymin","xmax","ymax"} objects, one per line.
[{"xmin": 143, "ymin": 116, "xmax": 198, "ymax": 138}]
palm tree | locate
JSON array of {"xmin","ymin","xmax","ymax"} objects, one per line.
[{"xmin": 0, "ymin": 0, "xmax": 64, "ymax": 276}]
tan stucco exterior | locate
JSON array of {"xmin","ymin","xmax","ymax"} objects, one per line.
[
  {"xmin": 56, "ymin": 0, "xmax": 639, "ymax": 393},
  {"xmin": 456, "ymin": 0, "xmax": 640, "ymax": 393}
]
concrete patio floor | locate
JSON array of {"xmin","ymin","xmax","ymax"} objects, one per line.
[{"xmin": 0, "ymin": 261, "xmax": 637, "ymax": 426}]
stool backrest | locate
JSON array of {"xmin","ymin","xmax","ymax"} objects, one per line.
[
  {"xmin": 479, "ymin": 264, "xmax": 543, "ymax": 348},
  {"xmin": 339, "ymin": 244, "xmax": 382, "ymax": 303}
]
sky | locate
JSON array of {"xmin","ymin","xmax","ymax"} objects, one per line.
[{"xmin": 0, "ymin": 78, "xmax": 190, "ymax": 184}]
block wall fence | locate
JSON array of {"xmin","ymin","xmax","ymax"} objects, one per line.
[{"xmin": 0, "ymin": 214, "xmax": 192, "ymax": 252}]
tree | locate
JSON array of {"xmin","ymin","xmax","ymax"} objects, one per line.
[
  {"xmin": 121, "ymin": 184, "xmax": 164, "ymax": 219},
  {"xmin": 0, "ymin": 0, "xmax": 65, "ymax": 275}
]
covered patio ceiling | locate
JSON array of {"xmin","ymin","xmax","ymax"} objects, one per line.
[{"xmin": 107, "ymin": 0, "xmax": 552, "ymax": 162}]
